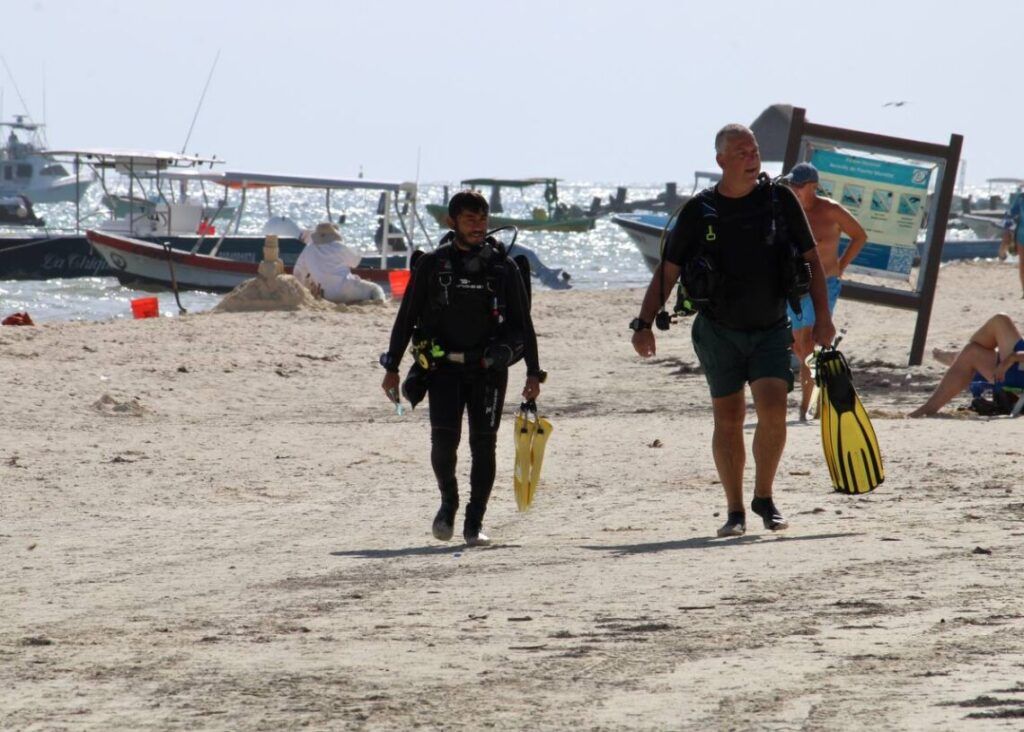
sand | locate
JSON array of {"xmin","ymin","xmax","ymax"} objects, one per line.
[{"xmin": 3, "ymin": 261, "xmax": 1023, "ymax": 730}]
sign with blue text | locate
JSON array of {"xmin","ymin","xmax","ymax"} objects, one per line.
[{"xmin": 811, "ymin": 149, "xmax": 932, "ymax": 279}]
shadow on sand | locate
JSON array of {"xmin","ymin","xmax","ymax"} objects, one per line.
[
  {"xmin": 331, "ymin": 543, "xmax": 521, "ymax": 560},
  {"xmin": 581, "ymin": 531, "xmax": 861, "ymax": 556}
]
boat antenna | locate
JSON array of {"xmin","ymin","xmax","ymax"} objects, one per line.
[
  {"xmin": 41, "ymin": 63, "xmax": 47, "ymax": 146},
  {"xmin": 180, "ymin": 50, "xmax": 221, "ymax": 155},
  {"xmin": 0, "ymin": 55, "xmax": 34, "ymax": 120}
]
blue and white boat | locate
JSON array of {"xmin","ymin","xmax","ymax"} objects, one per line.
[
  {"xmin": 611, "ymin": 212, "xmax": 674, "ymax": 271},
  {"xmin": 611, "ymin": 211, "xmax": 1002, "ymax": 271}
]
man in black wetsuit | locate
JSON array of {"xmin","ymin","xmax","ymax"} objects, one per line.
[
  {"xmin": 630, "ymin": 124, "xmax": 835, "ymax": 537},
  {"xmin": 381, "ymin": 191, "xmax": 542, "ymax": 546}
]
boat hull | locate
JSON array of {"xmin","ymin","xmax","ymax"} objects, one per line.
[
  {"xmin": 610, "ymin": 213, "xmax": 1004, "ymax": 272},
  {"xmin": 87, "ymin": 230, "xmax": 282, "ymax": 291},
  {"xmin": 84, "ymin": 230, "xmax": 404, "ymax": 292},
  {"xmin": 611, "ymin": 213, "xmax": 671, "ymax": 271},
  {"xmin": 0, "ymin": 233, "xmax": 406, "ymax": 281},
  {"xmin": 960, "ymin": 213, "xmax": 1006, "ymax": 240},
  {"xmin": 425, "ymin": 203, "xmax": 595, "ymax": 233},
  {"xmin": 0, "ymin": 177, "xmax": 92, "ymax": 204}
]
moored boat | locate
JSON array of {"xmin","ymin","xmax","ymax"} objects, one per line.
[
  {"xmin": 426, "ymin": 178, "xmax": 596, "ymax": 232},
  {"xmin": 85, "ymin": 170, "xmax": 420, "ymax": 291},
  {"xmin": 0, "ymin": 116, "xmax": 93, "ymax": 204},
  {"xmin": 611, "ymin": 212, "xmax": 1004, "ymax": 272}
]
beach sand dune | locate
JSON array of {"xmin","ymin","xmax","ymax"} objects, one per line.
[{"xmin": 3, "ymin": 262, "xmax": 1023, "ymax": 730}]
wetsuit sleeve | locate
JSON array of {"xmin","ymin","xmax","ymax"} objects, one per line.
[
  {"xmin": 663, "ymin": 198, "xmax": 701, "ymax": 266},
  {"xmin": 383, "ymin": 254, "xmax": 431, "ymax": 371},
  {"xmin": 777, "ymin": 185, "xmax": 816, "ymax": 254},
  {"xmin": 504, "ymin": 262, "xmax": 541, "ymax": 375}
]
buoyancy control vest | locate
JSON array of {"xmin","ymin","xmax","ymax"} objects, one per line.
[
  {"xmin": 680, "ymin": 173, "xmax": 811, "ymax": 319},
  {"xmin": 413, "ymin": 238, "xmax": 527, "ymax": 367}
]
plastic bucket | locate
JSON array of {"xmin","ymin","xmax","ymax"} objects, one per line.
[
  {"xmin": 130, "ymin": 297, "xmax": 159, "ymax": 319},
  {"xmin": 388, "ymin": 269, "xmax": 411, "ymax": 299}
]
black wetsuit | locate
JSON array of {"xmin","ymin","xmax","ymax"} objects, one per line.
[{"xmin": 384, "ymin": 242, "xmax": 541, "ymax": 533}]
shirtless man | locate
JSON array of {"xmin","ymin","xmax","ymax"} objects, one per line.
[
  {"xmin": 784, "ymin": 163, "xmax": 868, "ymax": 420},
  {"xmin": 1005, "ymin": 189, "xmax": 1024, "ymax": 298}
]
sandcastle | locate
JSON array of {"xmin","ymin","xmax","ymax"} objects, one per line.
[{"xmin": 213, "ymin": 235, "xmax": 332, "ymax": 313}]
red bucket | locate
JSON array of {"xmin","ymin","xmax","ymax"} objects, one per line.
[
  {"xmin": 130, "ymin": 297, "xmax": 159, "ymax": 319},
  {"xmin": 388, "ymin": 269, "xmax": 411, "ymax": 299}
]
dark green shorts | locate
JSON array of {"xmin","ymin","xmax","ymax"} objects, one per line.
[{"xmin": 691, "ymin": 315, "xmax": 794, "ymax": 398}]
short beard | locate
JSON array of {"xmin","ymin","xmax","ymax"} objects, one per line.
[{"xmin": 454, "ymin": 230, "xmax": 484, "ymax": 249}]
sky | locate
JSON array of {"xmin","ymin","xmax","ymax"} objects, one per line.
[{"xmin": 2, "ymin": 0, "xmax": 1018, "ymax": 187}]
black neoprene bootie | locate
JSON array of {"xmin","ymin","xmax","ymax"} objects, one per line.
[
  {"xmin": 716, "ymin": 511, "xmax": 746, "ymax": 537},
  {"xmin": 463, "ymin": 506, "xmax": 491, "ymax": 546},
  {"xmin": 432, "ymin": 501, "xmax": 457, "ymax": 541},
  {"xmin": 751, "ymin": 495, "xmax": 789, "ymax": 531}
]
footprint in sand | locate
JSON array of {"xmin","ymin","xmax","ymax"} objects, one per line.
[{"xmin": 92, "ymin": 393, "xmax": 148, "ymax": 417}]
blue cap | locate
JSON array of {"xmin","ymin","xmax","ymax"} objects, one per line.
[{"xmin": 785, "ymin": 162, "xmax": 819, "ymax": 185}]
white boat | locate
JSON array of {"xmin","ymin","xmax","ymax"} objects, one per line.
[
  {"xmin": 611, "ymin": 212, "xmax": 1003, "ymax": 271},
  {"xmin": 45, "ymin": 147, "xmax": 226, "ymax": 237},
  {"xmin": 612, "ymin": 212, "xmax": 673, "ymax": 271},
  {"xmin": 0, "ymin": 116, "xmax": 92, "ymax": 203},
  {"xmin": 86, "ymin": 229, "xmax": 290, "ymax": 291},
  {"xmin": 960, "ymin": 212, "xmax": 1007, "ymax": 240},
  {"xmin": 86, "ymin": 171, "xmax": 422, "ymax": 291},
  {"xmin": 608, "ymin": 172, "xmax": 719, "ymax": 271}
]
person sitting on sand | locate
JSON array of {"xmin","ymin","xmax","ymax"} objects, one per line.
[
  {"xmin": 294, "ymin": 222, "xmax": 385, "ymax": 304},
  {"xmin": 909, "ymin": 313, "xmax": 1024, "ymax": 417}
]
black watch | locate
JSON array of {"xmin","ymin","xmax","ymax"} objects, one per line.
[{"xmin": 629, "ymin": 317, "xmax": 651, "ymax": 332}]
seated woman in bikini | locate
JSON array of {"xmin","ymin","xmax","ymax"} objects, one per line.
[{"xmin": 909, "ymin": 313, "xmax": 1024, "ymax": 417}]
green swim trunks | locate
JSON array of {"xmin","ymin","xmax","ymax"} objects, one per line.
[{"xmin": 691, "ymin": 315, "xmax": 794, "ymax": 398}]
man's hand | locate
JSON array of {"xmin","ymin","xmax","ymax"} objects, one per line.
[
  {"xmin": 522, "ymin": 375, "xmax": 541, "ymax": 401},
  {"xmin": 632, "ymin": 329, "xmax": 656, "ymax": 358},
  {"xmin": 811, "ymin": 316, "xmax": 837, "ymax": 348},
  {"xmin": 381, "ymin": 371, "xmax": 400, "ymax": 401}
]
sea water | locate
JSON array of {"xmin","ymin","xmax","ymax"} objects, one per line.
[
  {"xmin": 0, "ymin": 182, "xmax": 655, "ymax": 322},
  {"xmin": 0, "ymin": 180, "xmax": 1004, "ymax": 323}
]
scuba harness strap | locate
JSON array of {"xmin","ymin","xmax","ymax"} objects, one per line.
[
  {"xmin": 659, "ymin": 173, "xmax": 811, "ymax": 328},
  {"xmin": 411, "ymin": 235, "xmax": 524, "ymax": 370}
]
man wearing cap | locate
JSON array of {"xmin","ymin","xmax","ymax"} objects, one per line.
[
  {"xmin": 783, "ymin": 162, "xmax": 868, "ymax": 421},
  {"xmin": 294, "ymin": 222, "xmax": 385, "ymax": 303},
  {"xmin": 630, "ymin": 124, "xmax": 834, "ymax": 538}
]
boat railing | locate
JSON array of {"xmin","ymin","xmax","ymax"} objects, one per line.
[{"xmin": 202, "ymin": 173, "xmax": 421, "ymax": 269}]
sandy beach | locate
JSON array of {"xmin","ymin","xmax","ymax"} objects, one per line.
[{"xmin": 3, "ymin": 260, "xmax": 1023, "ymax": 730}]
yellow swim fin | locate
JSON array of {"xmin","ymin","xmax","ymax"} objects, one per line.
[
  {"xmin": 527, "ymin": 410, "xmax": 552, "ymax": 506},
  {"xmin": 513, "ymin": 403, "xmax": 537, "ymax": 512},
  {"xmin": 816, "ymin": 346, "xmax": 883, "ymax": 494}
]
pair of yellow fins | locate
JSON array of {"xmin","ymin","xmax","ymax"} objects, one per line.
[
  {"xmin": 513, "ymin": 400, "xmax": 552, "ymax": 511},
  {"xmin": 815, "ymin": 346, "xmax": 884, "ymax": 494}
]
